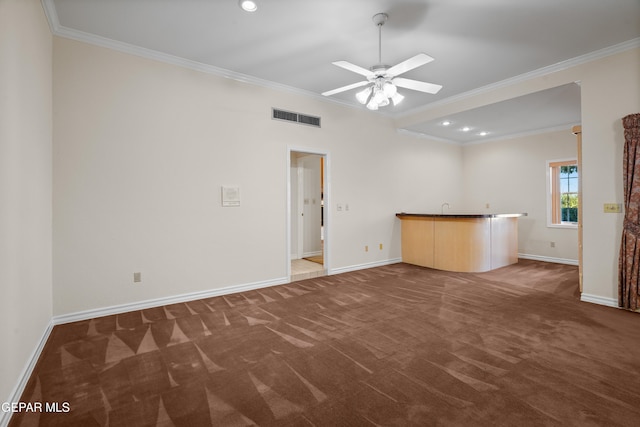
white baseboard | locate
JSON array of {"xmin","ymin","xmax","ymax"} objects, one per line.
[
  {"xmin": 302, "ymin": 251, "xmax": 322, "ymax": 258},
  {"xmin": 518, "ymin": 254, "xmax": 620, "ymax": 309},
  {"xmin": 53, "ymin": 258, "xmax": 405, "ymax": 325},
  {"xmin": 518, "ymin": 253, "xmax": 579, "ymax": 266},
  {"xmin": 52, "ymin": 276, "xmax": 289, "ymax": 325},
  {"xmin": 580, "ymin": 293, "xmax": 619, "ymax": 308},
  {"xmin": 329, "ymin": 258, "xmax": 402, "ymax": 275},
  {"xmin": 5, "ymin": 276, "xmax": 289, "ymax": 426},
  {"xmin": 1, "ymin": 320, "xmax": 55, "ymax": 427}
]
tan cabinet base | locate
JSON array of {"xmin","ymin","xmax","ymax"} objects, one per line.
[{"xmin": 399, "ymin": 215, "xmax": 519, "ymax": 273}]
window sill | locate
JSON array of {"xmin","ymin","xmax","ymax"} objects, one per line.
[{"xmin": 547, "ymin": 223, "xmax": 578, "ymax": 229}]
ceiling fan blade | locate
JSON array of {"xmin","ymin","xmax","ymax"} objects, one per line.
[
  {"xmin": 332, "ymin": 61, "xmax": 375, "ymax": 78},
  {"xmin": 322, "ymin": 80, "xmax": 370, "ymax": 97},
  {"xmin": 393, "ymin": 77, "xmax": 442, "ymax": 94},
  {"xmin": 387, "ymin": 53, "xmax": 434, "ymax": 77}
]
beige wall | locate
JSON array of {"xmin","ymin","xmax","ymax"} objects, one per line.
[
  {"xmin": 52, "ymin": 37, "xmax": 463, "ymax": 315},
  {"xmin": 580, "ymin": 48, "xmax": 640, "ymax": 302},
  {"xmin": 462, "ymin": 130, "xmax": 579, "ymax": 261},
  {"xmin": 399, "ymin": 46, "xmax": 640, "ymax": 303},
  {"xmin": 51, "ymin": 37, "xmax": 640, "ymax": 313},
  {"xmin": 0, "ymin": 0, "xmax": 53, "ymax": 407}
]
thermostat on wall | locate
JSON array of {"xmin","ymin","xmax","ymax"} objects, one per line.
[{"xmin": 221, "ymin": 186, "xmax": 240, "ymax": 207}]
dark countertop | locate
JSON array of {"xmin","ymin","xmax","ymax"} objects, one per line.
[{"xmin": 396, "ymin": 212, "xmax": 528, "ymax": 219}]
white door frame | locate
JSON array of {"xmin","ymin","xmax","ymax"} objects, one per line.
[
  {"xmin": 295, "ymin": 157, "xmax": 304, "ymax": 260},
  {"xmin": 286, "ymin": 146, "xmax": 330, "ymax": 280}
]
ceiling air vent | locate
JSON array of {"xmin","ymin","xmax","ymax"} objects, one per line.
[
  {"xmin": 272, "ymin": 108, "xmax": 321, "ymax": 128},
  {"xmin": 298, "ymin": 114, "xmax": 321, "ymax": 127}
]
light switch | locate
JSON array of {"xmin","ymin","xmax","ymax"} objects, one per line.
[{"xmin": 603, "ymin": 203, "xmax": 622, "ymax": 213}]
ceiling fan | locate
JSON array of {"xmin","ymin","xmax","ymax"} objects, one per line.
[{"xmin": 322, "ymin": 13, "xmax": 442, "ymax": 110}]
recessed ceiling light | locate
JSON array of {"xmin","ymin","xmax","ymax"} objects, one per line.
[
  {"xmin": 478, "ymin": 131, "xmax": 488, "ymax": 136},
  {"xmin": 239, "ymin": 0, "xmax": 257, "ymax": 12},
  {"xmin": 441, "ymin": 120, "xmax": 451, "ymax": 126},
  {"xmin": 461, "ymin": 126, "xmax": 471, "ymax": 132}
]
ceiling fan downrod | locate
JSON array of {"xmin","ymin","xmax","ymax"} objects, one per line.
[{"xmin": 373, "ymin": 13, "xmax": 388, "ymax": 67}]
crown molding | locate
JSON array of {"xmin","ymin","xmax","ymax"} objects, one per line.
[
  {"xmin": 40, "ymin": 0, "xmax": 393, "ymax": 117},
  {"xmin": 398, "ymin": 121, "xmax": 581, "ymax": 146},
  {"xmin": 54, "ymin": 25, "xmax": 318, "ymax": 96},
  {"xmin": 41, "ymin": 0, "xmax": 59, "ymax": 32},
  {"xmin": 461, "ymin": 122, "xmax": 581, "ymax": 146},
  {"xmin": 396, "ymin": 129, "xmax": 461, "ymax": 145},
  {"xmin": 398, "ymin": 37, "xmax": 640, "ymax": 119},
  {"xmin": 41, "ymin": 0, "xmax": 638, "ymax": 121}
]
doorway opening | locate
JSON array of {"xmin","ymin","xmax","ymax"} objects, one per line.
[{"xmin": 288, "ymin": 148, "xmax": 329, "ymax": 282}]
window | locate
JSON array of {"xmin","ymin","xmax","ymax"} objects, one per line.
[{"xmin": 548, "ymin": 159, "xmax": 578, "ymax": 227}]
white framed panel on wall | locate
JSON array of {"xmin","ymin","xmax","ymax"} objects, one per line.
[{"xmin": 221, "ymin": 186, "xmax": 240, "ymax": 207}]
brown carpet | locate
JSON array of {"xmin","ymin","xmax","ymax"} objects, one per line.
[{"xmin": 10, "ymin": 260, "xmax": 640, "ymax": 426}]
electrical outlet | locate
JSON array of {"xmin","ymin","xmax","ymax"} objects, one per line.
[
  {"xmin": 133, "ymin": 272, "xmax": 141, "ymax": 283},
  {"xmin": 603, "ymin": 203, "xmax": 622, "ymax": 213},
  {"xmin": 337, "ymin": 204, "xmax": 343, "ymax": 211},
  {"xmin": 550, "ymin": 242, "xmax": 556, "ymax": 248}
]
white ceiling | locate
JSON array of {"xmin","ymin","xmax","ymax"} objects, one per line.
[
  {"xmin": 45, "ymin": 0, "xmax": 640, "ymax": 143},
  {"xmin": 403, "ymin": 82, "xmax": 582, "ymax": 143}
]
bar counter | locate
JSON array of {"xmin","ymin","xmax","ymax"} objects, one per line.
[{"xmin": 395, "ymin": 212, "xmax": 527, "ymax": 273}]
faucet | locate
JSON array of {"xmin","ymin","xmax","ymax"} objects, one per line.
[{"xmin": 441, "ymin": 202, "xmax": 450, "ymax": 214}]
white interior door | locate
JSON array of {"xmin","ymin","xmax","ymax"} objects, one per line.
[
  {"xmin": 289, "ymin": 154, "xmax": 302, "ymax": 260},
  {"xmin": 288, "ymin": 148, "xmax": 329, "ymax": 278},
  {"xmin": 300, "ymin": 154, "xmax": 322, "ymax": 257}
]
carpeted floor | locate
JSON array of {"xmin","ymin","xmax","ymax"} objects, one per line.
[{"xmin": 10, "ymin": 260, "xmax": 640, "ymax": 426}]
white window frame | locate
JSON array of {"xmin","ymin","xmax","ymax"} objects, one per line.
[{"xmin": 546, "ymin": 158, "xmax": 578, "ymax": 229}]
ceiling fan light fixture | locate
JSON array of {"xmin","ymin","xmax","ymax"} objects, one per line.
[
  {"xmin": 358, "ymin": 82, "xmax": 399, "ymax": 109},
  {"xmin": 356, "ymin": 86, "xmax": 372, "ymax": 104},
  {"xmin": 382, "ymin": 81, "xmax": 397, "ymax": 97},
  {"xmin": 391, "ymin": 92, "xmax": 404, "ymax": 106},
  {"xmin": 372, "ymin": 88, "xmax": 387, "ymax": 105},
  {"xmin": 238, "ymin": 0, "xmax": 257, "ymax": 12}
]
